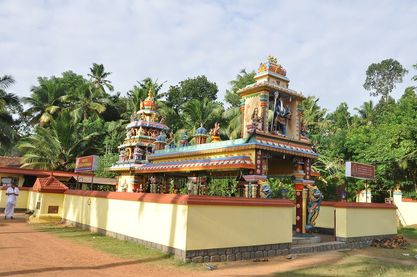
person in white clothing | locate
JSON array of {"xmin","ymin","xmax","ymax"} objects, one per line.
[{"xmin": 5, "ymin": 183, "xmax": 19, "ymax": 219}]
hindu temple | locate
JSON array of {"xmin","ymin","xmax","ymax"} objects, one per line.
[{"xmin": 110, "ymin": 56, "xmax": 319, "ymax": 233}]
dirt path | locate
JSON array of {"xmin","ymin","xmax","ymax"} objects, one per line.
[
  {"xmin": 0, "ymin": 214, "xmax": 352, "ymax": 276},
  {"xmin": 0, "ymin": 214, "xmax": 194, "ymax": 277}
]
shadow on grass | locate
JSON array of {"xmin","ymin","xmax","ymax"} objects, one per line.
[{"xmin": 0, "ymin": 255, "xmax": 171, "ymax": 276}]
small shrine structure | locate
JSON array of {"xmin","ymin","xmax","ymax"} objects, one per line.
[{"xmin": 110, "ymin": 57, "xmax": 319, "ymax": 234}]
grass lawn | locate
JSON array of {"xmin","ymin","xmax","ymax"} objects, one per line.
[
  {"xmin": 275, "ymin": 227, "xmax": 417, "ymax": 277},
  {"xmin": 32, "ymin": 223, "xmax": 198, "ymax": 270},
  {"xmin": 275, "ymin": 254, "xmax": 417, "ymax": 277}
]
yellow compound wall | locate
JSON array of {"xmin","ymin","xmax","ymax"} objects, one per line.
[{"xmin": 335, "ymin": 205, "xmax": 397, "ymax": 238}]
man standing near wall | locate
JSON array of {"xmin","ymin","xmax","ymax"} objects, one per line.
[{"xmin": 5, "ymin": 183, "xmax": 19, "ymax": 219}]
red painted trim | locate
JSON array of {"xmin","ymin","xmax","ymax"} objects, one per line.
[
  {"xmin": 186, "ymin": 195, "xmax": 294, "ymax": 207},
  {"xmin": 64, "ymin": 190, "xmax": 295, "ymax": 207},
  {"xmin": 402, "ymin": 198, "xmax": 417, "ymax": 202},
  {"xmin": 1, "ymin": 186, "xmax": 32, "ymax": 191},
  {"xmin": 334, "ymin": 202, "xmax": 397, "ymax": 209},
  {"xmin": 321, "ymin": 201, "xmax": 339, "ymax": 207}
]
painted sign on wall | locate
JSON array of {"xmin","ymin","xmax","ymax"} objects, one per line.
[
  {"xmin": 75, "ymin": 155, "xmax": 99, "ymax": 173},
  {"xmin": 345, "ymin": 161, "xmax": 375, "ymax": 180}
]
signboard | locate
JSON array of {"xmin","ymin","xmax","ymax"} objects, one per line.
[
  {"xmin": 75, "ymin": 155, "xmax": 99, "ymax": 173},
  {"xmin": 345, "ymin": 161, "xmax": 375, "ymax": 180}
]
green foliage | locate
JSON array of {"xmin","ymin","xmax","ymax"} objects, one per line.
[
  {"xmin": 163, "ymin": 75, "xmax": 218, "ymax": 113},
  {"xmin": 267, "ymin": 178, "xmax": 295, "ymax": 199},
  {"xmin": 364, "ymin": 58, "xmax": 408, "ymax": 103},
  {"xmin": 0, "ymin": 75, "xmax": 21, "ymax": 153},
  {"xmin": 207, "ymin": 178, "xmax": 237, "ymax": 197},
  {"xmin": 224, "ymin": 69, "xmax": 255, "ymax": 107},
  {"xmin": 95, "ymin": 153, "xmax": 119, "ymax": 178},
  {"xmin": 18, "ymin": 111, "xmax": 100, "ymax": 170},
  {"xmin": 88, "ymin": 63, "xmax": 114, "ymax": 93}
]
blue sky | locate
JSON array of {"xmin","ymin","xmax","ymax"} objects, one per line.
[{"xmin": 1, "ymin": 0, "xmax": 416, "ymax": 112}]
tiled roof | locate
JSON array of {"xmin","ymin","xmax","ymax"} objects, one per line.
[
  {"xmin": 33, "ymin": 176, "xmax": 68, "ymax": 193},
  {"xmin": 126, "ymin": 120, "xmax": 169, "ymax": 131},
  {"xmin": 254, "ymin": 138, "xmax": 318, "ymax": 158},
  {"xmin": 134, "ymin": 156, "xmax": 255, "ymax": 173},
  {"xmin": 0, "ymin": 156, "xmax": 22, "ymax": 168}
]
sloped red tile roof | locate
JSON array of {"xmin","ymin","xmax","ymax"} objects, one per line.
[{"xmin": 33, "ymin": 176, "xmax": 69, "ymax": 193}]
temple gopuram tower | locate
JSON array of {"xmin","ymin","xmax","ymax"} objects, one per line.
[
  {"xmin": 237, "ymin": 56, "xmax": 317, "ymax": 234},
  {"xmin": 111, "ymin": 89, "xmax": 169, "ymax": 192}
]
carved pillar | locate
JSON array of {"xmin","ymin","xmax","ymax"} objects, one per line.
[
  {"xmin": 260, "ymin": 92, "xmax": 269, "ymax": 132},
  {"xmin": 293, "ymin": 158, "xmax": 306, "ymax": 234}
]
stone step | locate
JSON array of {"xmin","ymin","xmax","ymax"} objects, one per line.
[
  {"xmin": 292, "ymin": 235, "xmax": 321, "ymax": 245},
  {"xmin": 290, "ymin": 241, "xmax": 349, "ymax": 254}
]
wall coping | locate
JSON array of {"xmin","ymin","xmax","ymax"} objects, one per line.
[
  {"xmin": 321, "ymin": 201, "xmax": 339, "ymax": 207},
  {"xmin": 334, "ymin": 202, "xmax": 397, "ymax": 209},
  {"xmin": 64, "ymin": 190, "xmax": 295, "ymax": 207}
]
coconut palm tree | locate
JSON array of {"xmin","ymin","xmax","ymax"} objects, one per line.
[
  {"xmin": 88, "ymin": 63, "xmax": 114, "ymax": 94},
  {"xmin": 18, "ymin": 111, "xmax": 100, "ymax": 170},
  {"xmin": 354, "ymin": 100, "xmax": 375, "ymax": 125},
  {"xmin": 299, "ymin": 96, "xmax": 329, "ymax": 137},
  {"xmin": 223, "ymin": 107, "xmax": 241, "ymax": 139},
  {"xmin": 62, "ymin": 83, "xmax": 107, "ymax": 123},
  {"xmin": 23, "ymin": 77, "xmax": 66, "ymax": 126},
  {"xmin": 0, "ymin": 75, "xmax": 20, "ymax": 113},
  {"xmin": 0, "ymin": 75, "xmax": 21, "ymax": 151},
  {"xmin": 182, "ymin": 98, "xmax": 224, "ymax": 134}
]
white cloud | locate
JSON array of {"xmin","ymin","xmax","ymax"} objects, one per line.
[{"xmin": 0, "ymin": 0, "xmax": 416, "ymax": 112}]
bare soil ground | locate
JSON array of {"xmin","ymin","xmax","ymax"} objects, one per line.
[{"xmin": 0, "ymin": 214, "xmax": 415, "ymax": 277}]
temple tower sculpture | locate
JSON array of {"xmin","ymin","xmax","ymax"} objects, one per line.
[{"xmin": 112, "ymin": 89, "xmax": 169, "ymax": 192}]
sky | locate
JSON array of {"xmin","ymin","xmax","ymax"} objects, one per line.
[{"xmin": 1, "ymin": 0, "xmax": 416, "ymax": 112}]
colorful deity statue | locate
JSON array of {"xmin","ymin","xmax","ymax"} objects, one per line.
[
  {"xmin": 272, "ymin": 94, "xmax": 291, "ymax": 135},
  {"xmin": 133, "ymin": 145, "xmax": 142, "ymax": 160},
  {"xmin": 305, "ymin": 184, "xmax": 324, "ymax": 232},
  {"xmin": 119, "ymin": 149, "xmax": 126, "ymax": 162},
  {"xmin": 209, "ymin": 122, "xmax": 221, "ymax": 142}
]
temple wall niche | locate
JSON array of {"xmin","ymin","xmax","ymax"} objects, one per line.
[{"xmin": 243, "ymin": 94, "xmax": 261, "ymax": 136}]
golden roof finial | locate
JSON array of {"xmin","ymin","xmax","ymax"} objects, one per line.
[
  {"xmin": 267, "ymin": 55, "xmax": 278, "ymax": 64},
  {"xmin": 147, "ymin": 88, "xmax": 154, "ymax": 98}
]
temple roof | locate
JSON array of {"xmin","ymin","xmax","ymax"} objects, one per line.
[
  {"xmin": 237, "ymin": 79, "xmax": 305, "ymax": 99},
  {"xmin": 126, "ymin": 120, "xmax": 169, "ymax": 131},
  {"xmin": 133, "ymin": 156, "xmax": 254, "ymax": 173},
  {"xmin": 150, "ymin": 135, "xmax": 317, "ymax": 160}
]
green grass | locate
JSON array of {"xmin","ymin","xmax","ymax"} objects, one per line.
[
  {"xmin": 32, "ymin": 223, "xmax": 198, "ymax": 270},
  {"xmin": 275, "ymin": 227, "xmax": 417, "ymax": 277},
  {"xmin": 275, "ymin": 254, "xmax": 417, "ymax": 277},
  {"xmin": 400, "ymin": 227, "xmax": 417, "ymax": 240}
]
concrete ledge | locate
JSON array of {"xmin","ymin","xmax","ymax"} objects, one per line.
[
  {"xmin": 336, "ymin": 234, "xmax": 396, "ymax": 243},
  {"xmin": 314, "ymin": 227, "xmax": 335, "ymax": 235}
]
